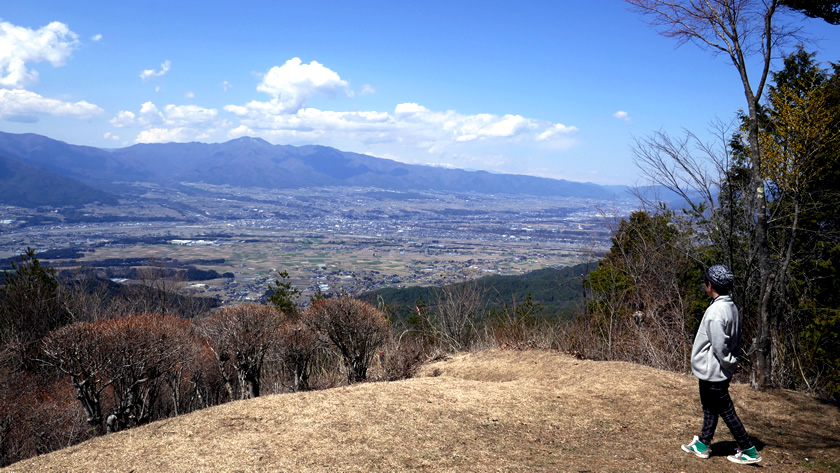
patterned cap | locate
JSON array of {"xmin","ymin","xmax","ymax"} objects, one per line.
[{"xmin": 706, "ymin": 264, "xmax": 735, "ymax": 288}]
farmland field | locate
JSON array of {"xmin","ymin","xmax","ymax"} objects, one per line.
[{"xmin": 0, "ymin": 185, "xmax": 634, "ymax": 304}]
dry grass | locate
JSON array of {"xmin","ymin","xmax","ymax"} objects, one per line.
[{"xmin": 3, "ymin": 349, "xmax": 838, "ymax": 472}]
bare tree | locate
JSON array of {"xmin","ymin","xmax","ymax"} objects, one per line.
[
  {"xmin": 40, "ymin": 321, "xmax": 109, "ymax": 433},
  {"xmin": 631, "ymin": 122, "xmax": 733, "ymax": 220},
  {"xmin": 626, "ymin": 0, "xmax": 806, "ymax": 389},
  {"xmin": 303, "ymin": 297, "xmax": 390, "ymax": 383},
  {"xmin": 102, "ymin": 314, "xmax": 191, "ymax": 432},
  {"xmin": 41, "ymin": 314, "xmax": 190, "ymax": 433},
  {"xmin": 199, "ymin": 304, "xmax": 284, "ymax": 399},
  {"xmin": 276, "ymin": 322, "xmax": 320, "ymax": 392}
]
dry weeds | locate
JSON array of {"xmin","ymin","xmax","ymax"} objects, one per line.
[{"xmin": 3, "ymin": 349, "xmax": 838, "ymax": 472}]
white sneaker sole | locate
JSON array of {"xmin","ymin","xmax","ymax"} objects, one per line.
[
  {"xmin": 681, "ymin": 444, "xmax": 710, "ymax": 459},
  {"xmin": 727, "ymin": 455, "xmax": 762, "ymax": 464}
]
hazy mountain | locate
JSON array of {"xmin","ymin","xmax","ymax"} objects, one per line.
[
  {"xmin": 0, "ymin": 132, "xmax": 150, "ymax": 184},
  {"xmin": 0, "ymin": 154, "xmax": 119, "ymax": 208},
  {"xmin": 0, "ymin": 131, "xmax": 633, "ymax": 201}
]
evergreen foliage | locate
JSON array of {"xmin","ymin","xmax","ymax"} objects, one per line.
[
  {"xmin": 266, "ymin": 271, "xmax": 301, "ymax": 318},
  {"xmin": 359, "ymin": 263, "xmax": 591, "ymax": 322},
  {"xmin": 0, "ymin": 248, "xmax": 69, "ymax": 366}
]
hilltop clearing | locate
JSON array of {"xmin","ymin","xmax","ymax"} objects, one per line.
[{"xmin": 3, "ymin": 349, "xmax": 838, "ymax": 472}]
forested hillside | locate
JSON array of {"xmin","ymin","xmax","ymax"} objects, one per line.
[{"xmin": 359, "ymin": 263, "xmax": 591, "ymax": 321}]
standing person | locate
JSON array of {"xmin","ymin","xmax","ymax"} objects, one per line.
[{"xmin": 681, "ymin": 264, "xmax": 762, "ymax": 465}]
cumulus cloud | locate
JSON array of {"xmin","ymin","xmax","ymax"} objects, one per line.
[
  {"xmin": 109, "ymin": 110, "xmax": 136, "ymax": 127},
  {"xmin": 0, "ymin": 20, "xmax": 79, "ymax": 88},
  {"xmin": 223, "ymin": 96, "xmax": 577, "ymax": 156},
  {"xmin": 91, "ymin": 33, "xmax": 102, "ymax": 41},
  {"xmin": 252, "ymin": 57, "xmax": 349, "ymax": 113},
  {"xmin": 0, "ymin": 88, "xmax": 102, "ymax": 119},
  {"xmin": 613, "ymin": 110, "xmax": 631, "ymax": 123},
  {"xmin": 221, "ymin": 58, "xmax": 575, "ymax": 156},
  {"xmin": 115, "ymin": 56, "xmax": 581, "ymax": 173},
  {"xmin": 140, "ymin": 60, "xmax": 171, "ymax": 80},
  {"xmin": 360, "ymin": 84, "xmax": 376, "ymax": 96},
  {"xmin": 104, "ymin": 131, "xmax": 119, "ymax": 141},
  {"xmin": 537, "ymin": 123, "xmax": 578, "ymax": 141},
  {"xmin": 394, "ymin": 102, "xmax": 429, "ymax": 116},
  {"xmin": 136, "ymin": 127, "xmax": 191, "ymax": 143},
  {"xmin": 112, "ymin": 101, "xmax": 218, "ymax": 128},
  {"xmin": 162, "ymin": 104, "xmax": 217, "ymax": 126},
  {"xmin": 222, "ymin": 80, "xmax": 232, "ymax": 92},
  {"xmin": 111, "ymin": 101, "xmax": 222, "ymax": 143}
]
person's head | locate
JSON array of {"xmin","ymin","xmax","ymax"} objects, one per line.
[{"xmin": 704, "ymin": 264, "xmax": 734, "ymax": 296}]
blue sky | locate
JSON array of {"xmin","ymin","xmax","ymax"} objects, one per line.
[{"xmin": 1, "ymin": 1, "xmax": 838, "ymax": 185}]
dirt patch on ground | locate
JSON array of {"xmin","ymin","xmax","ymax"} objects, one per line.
[{"xmin": 3, "ymin": 349, "xmax": 838, "ymax": 472}]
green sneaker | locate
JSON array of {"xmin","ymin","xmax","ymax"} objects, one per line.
[
  {"xmin": 727, "ymin": 447, "xmax": 762, "ymax": 464},
  {"xmin": 681, "ymin": 436, "xmax": 710, "ymax": 459}
]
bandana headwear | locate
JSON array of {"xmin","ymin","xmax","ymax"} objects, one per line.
[{"xmin": 706, "ymin": 264, "xmax": 735, "ymax": 288}]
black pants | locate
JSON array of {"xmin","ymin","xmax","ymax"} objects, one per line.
[{"xmin": 698, "ymin": 379, "xmax": 753, "ymax": 449}]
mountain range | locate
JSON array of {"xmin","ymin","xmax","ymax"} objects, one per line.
[{"xmin": 0, "ymin": 131, "xmax": 632, "ymax": 208}]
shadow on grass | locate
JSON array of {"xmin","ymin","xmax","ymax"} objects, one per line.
[{"xmin": 710, "ymin": 437, "xmax": 765, "ymax": 461}]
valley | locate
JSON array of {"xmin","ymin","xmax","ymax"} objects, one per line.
[{"xmin": 0, "ymin": 183, "xmax": 635, "ymax": 304}]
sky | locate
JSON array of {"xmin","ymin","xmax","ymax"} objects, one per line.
[{"xmin": 1, "ymin": 1, "xmax": 838, "ymax": 185}]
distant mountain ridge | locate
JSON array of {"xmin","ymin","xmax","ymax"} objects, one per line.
[
  {"xmin": 0, "ymin": 155, "xmax": 118, "ymax": 208},
  {"xmin": 0, "ymin": 131, "xmax": 632, "ymax": 207}
]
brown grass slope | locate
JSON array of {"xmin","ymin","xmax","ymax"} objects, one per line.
[{"xmin": 3, "ymin": 349, "xmax": 838, "ymax": 472}]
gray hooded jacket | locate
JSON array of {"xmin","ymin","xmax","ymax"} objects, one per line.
[{"xmin": 691, "ymin": 295, "xmax": 741, "ymax": 382}]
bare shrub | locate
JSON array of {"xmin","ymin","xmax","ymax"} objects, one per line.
[
  {"xmin": 0, "ymin": 372, "xmax": 88, "ymax": 467},
  {"xmin": 422, "ymin": 282, "xmax": 487, "ymax": 352},
  {"xmin": 40, "ymin": 321, "xmax": 110, "ymax": 432},
  {"xmin": 275, "ymin": 322, "xmax": 319, "ymax": 392},
  {"xmin": 199, "ymin": 304, "xmax": 284, "ymax": 399},
  {"xmin": 382, "ymin": 332, "xmax": 430, "ymax": 381},
  {"xmin": 162, "ymin": 326, "xmax": 225, "ymax": 416},
  {"xmin": 103, "ymin": 314, "xmax": 190, "ymax": 431},
  {"xmin": 41, "ymin": 314, "xmax": 191, "ymax": 433},
  {"xmin": 488, "ymin": 293, "xmax": 542, "ymax": 348},
  {"xmin": 303, "ymin": 297, "xmax": 390, "ymax": 383}
]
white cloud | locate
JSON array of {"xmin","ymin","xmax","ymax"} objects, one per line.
[
  {"xmin": 136, "ymin": 127, "xmax": 190, "ymax": 143},
  {"xmin": 394, "ymin": 102, "xmax": 429, "ymax": 116},
  {"xmin": 140, "ymin": 60, "xmax": 171, "ymax": 80},
  {"xmin": 537, "ymin": 123, "xmax": 578, "ymax": 141},
  {"xmin": 253, "ymin": 57, "xmax": 349, "ymax": 113},
  {"xmin": 109, "ymin": 110, "xmax": 136, "ymax": 127},
  {"xmin": 222, "ymin": 80, "xmax": 232, "ymax": 92},
  {"xmin": 104, "ymin": 131, "xmax": 119, "ymax": 141},
  {"xmin": 139, "ymin": 101, "xmax": 164, "ymax": 125},
  {"xmin": 0, "ymin": 21, "xmax": 79, "ymax": 88},
  {"xmin": 223, "ymin": 96, "xmax": 577, "ymax": 157},
  {"xmin": 613, "ymin": 110, "xmax": 631, "ymax": 123},
  {"xmin": 111, "ymin": 101, "xmax": 222, "ymax": 143},
  {"xmin": 162, "ymin": 104, "xmax": 217, "ymax": 126},
  {"xmin": 185, "ymin": 91, "xmax": 195, "ymax": 99},
  {"xmin": 0, "ymin": 88, "xmax": 102, "ymax": 118},
  {"xmin": 360, "ymin": 84, "xmax": 376, "ymax": 96},
  {"xmin": 112, "ymin": 101, "xmax": 218, "ymax": 128},
  {"xmin": 91, "ymin": 33, "xmax": 102, "ymax": 41},
  {"xmin": 477, "ymin": 114, "xmax": 531, "ymax": 138}
]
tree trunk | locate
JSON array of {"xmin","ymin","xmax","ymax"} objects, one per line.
[{"xmin": 747, "ymin": 101, "xmax": 774, "ymax": 391}]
